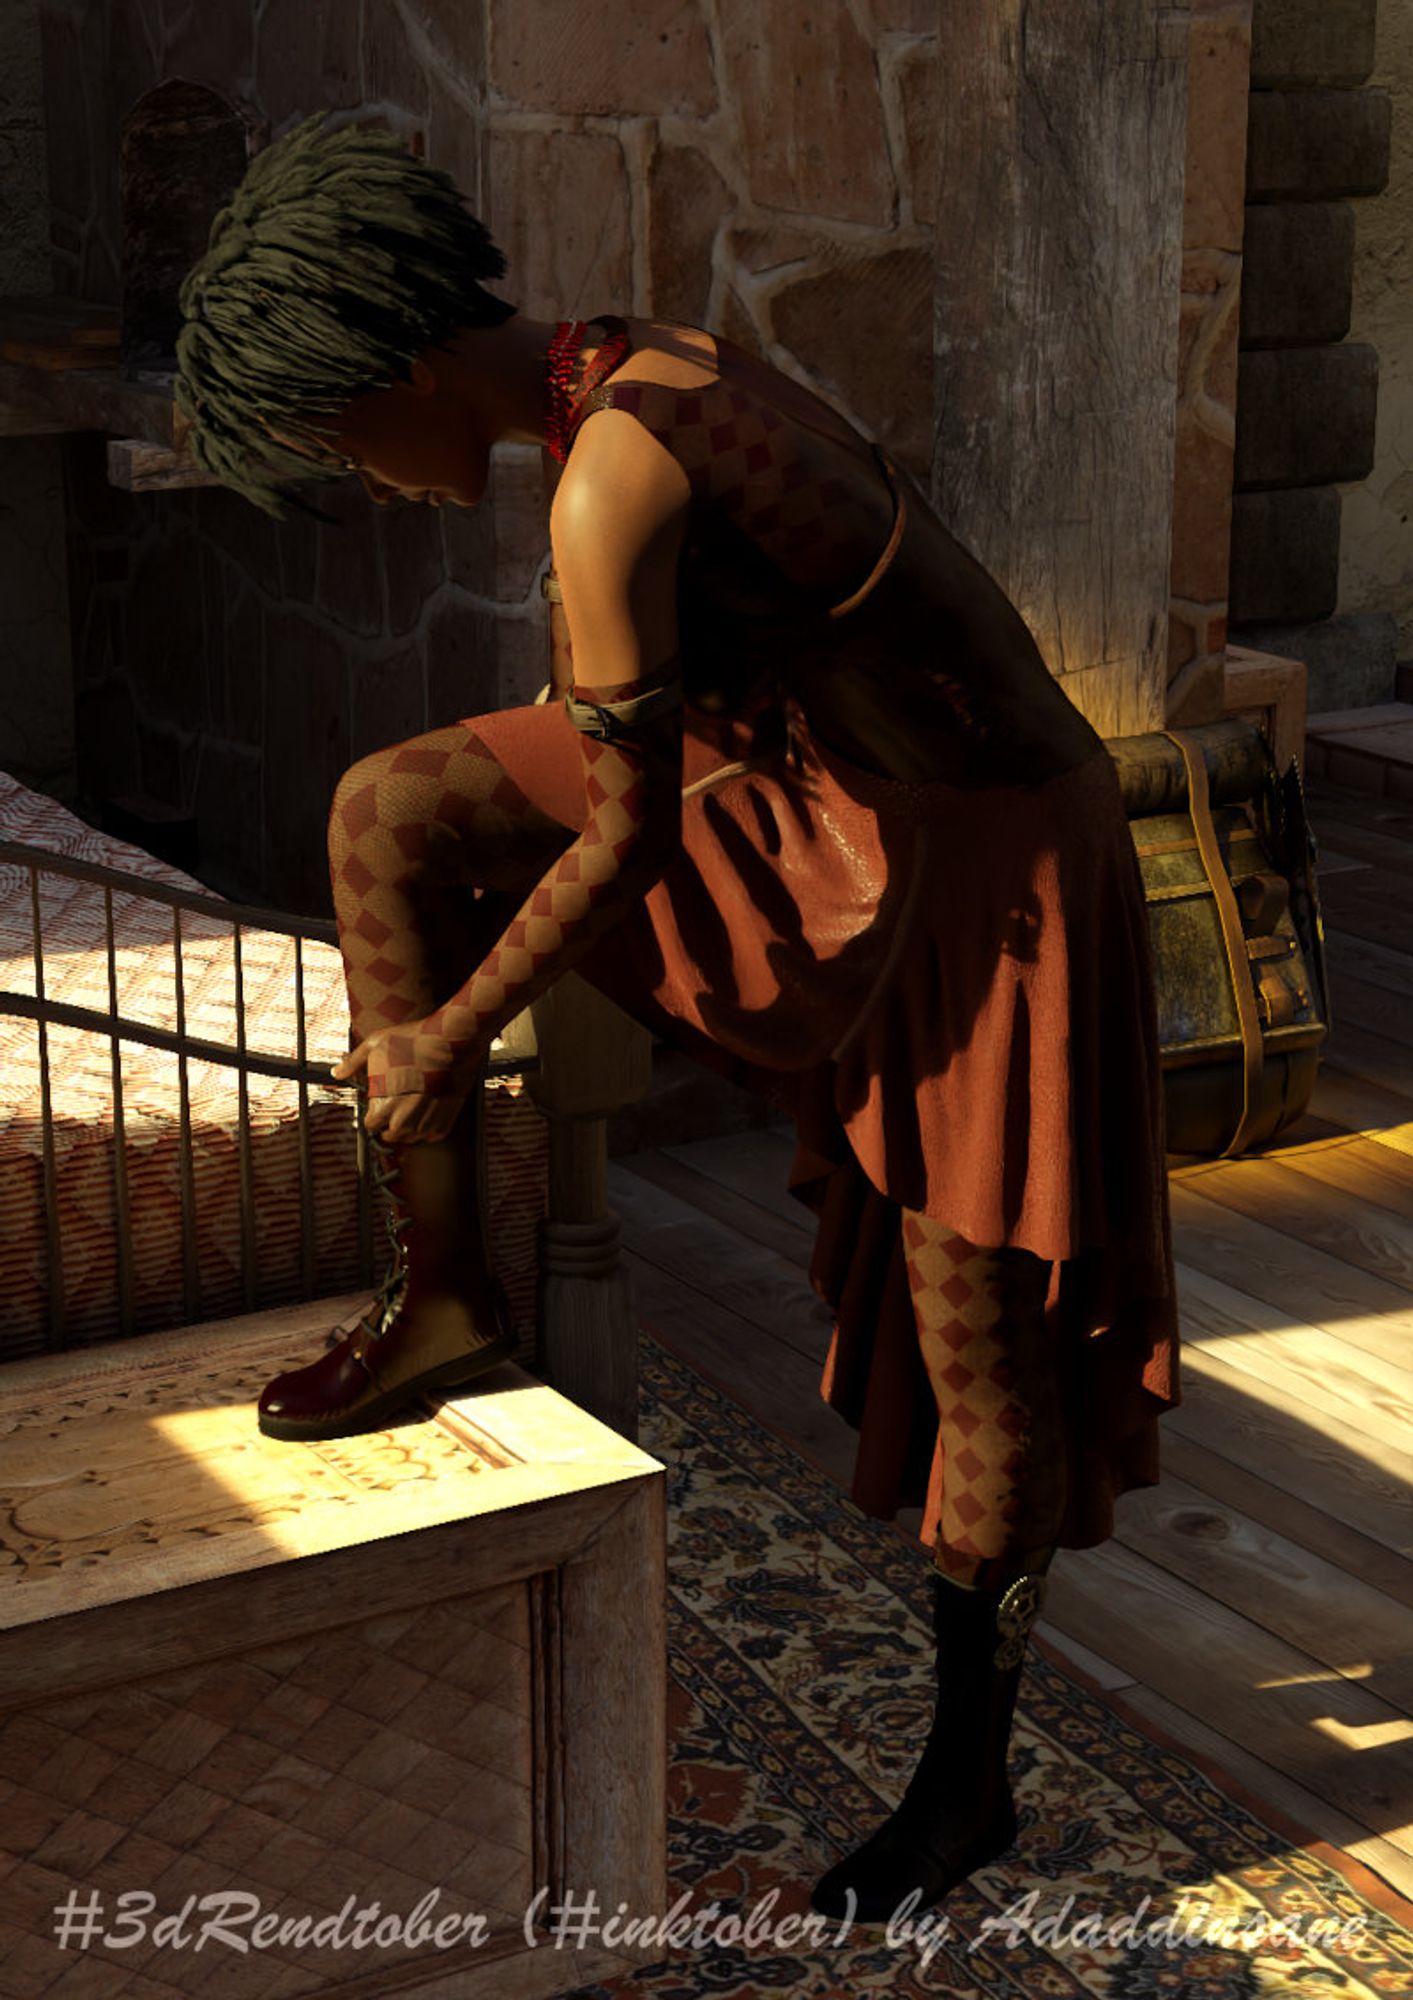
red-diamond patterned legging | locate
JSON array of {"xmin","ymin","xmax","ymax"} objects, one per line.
[
  {"xmin": 327, "ymin": 721, "xmax": 1067, "ymax": 1584},
  {"xmin": 327, "ymin": 717, "xmax": 675, "ymax": 1098},
  {"xmin": 902, "ymin": 1212, "xmax": 1068, "ymax": 1589}
]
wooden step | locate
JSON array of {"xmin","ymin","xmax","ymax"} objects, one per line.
[{"xmin": 1307, "ymin": 701, "xmax": 1413, "ymax": 800}]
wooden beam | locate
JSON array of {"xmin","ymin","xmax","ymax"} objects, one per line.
[
  {"xmin": 106, "ymin": 436, "xmax": 221, "ymax": 491},
  {"xmin": 0, "ymin": 357, "xmax": 181, "ymax": 445}
]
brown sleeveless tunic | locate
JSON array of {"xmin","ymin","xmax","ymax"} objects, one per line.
[{"xmin": 467, "ymin": 319, "xmax": 1180, "ymax": 1557}]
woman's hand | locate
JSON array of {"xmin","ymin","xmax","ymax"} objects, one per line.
[{"xmin": 331, "ymin": 1023, "xmax": 480, "ymax": 1145}]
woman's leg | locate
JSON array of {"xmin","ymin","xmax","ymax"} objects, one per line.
[
  {"xmin": 901, "ymin": 1211, "xmax": 1068, "ymax": 1588},
  {"xmin": 258, "ymin": 717, "xmax": 579, "ymax": 1441},
  {"xmin": 811, "ymin": 1212, "xmax": 1069, "ymax": 1920},
  {"xmin": 326, "ymin": 719, "xmax": 579, "ymax": 1044}
]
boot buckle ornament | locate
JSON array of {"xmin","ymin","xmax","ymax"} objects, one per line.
[{"xmin": 994, "ymin": 1573, "xmax": 1045, "ymax": 1669}]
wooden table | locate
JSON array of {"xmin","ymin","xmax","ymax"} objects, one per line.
[{"xmin": 0, "ymin": 1300, "xmax": 667, "ymax": 1998}]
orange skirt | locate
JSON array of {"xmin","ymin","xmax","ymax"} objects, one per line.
[{"xmin": 469, "ymin": 695, "xmax": 1180, "ymax": 1554}]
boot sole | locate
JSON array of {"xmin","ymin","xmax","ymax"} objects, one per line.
[{"xmin": 256, "ymin": 1332, "xmax": 520, "ymax": 1443}]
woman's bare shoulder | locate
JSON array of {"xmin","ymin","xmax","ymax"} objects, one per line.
[{"xmin": 610, "ymin": 317, "xmax": 723, "ymax": 392}]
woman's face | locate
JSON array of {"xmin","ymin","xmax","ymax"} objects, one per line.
[{"xmin": 315, "ymin": 355, "xmax": 488, "ymax": 507}]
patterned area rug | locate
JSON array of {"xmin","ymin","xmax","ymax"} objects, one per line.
[{"xmin": 568, "ymin": 1328, "xmax": 1413, "ymax": 1999}]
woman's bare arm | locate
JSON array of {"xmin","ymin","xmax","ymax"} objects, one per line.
[{"xmin": 351, "ymin": 412, "xmax": 692, "ymax": 1125}]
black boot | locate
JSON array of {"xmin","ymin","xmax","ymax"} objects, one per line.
[{"xmin": 809, "ymin": 1562, "xmax": 1049, "ymax": 1924}]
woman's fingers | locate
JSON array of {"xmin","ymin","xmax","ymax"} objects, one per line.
[
  {"xmin": 331, "ymin": 1037, "xmax": 373, "ymax": 1082},
  {"xmin": 363, "ymin": 1089, "xmax": 467, "ymax": 1146}
]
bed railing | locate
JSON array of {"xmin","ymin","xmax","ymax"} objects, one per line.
[
  {"xmin": 0, "ymin": 835, "xmax": 651, "ymax": 1441},
  {"xmin": 0, "ymin": 836, "xmax": 530, "ymax": 1350}
]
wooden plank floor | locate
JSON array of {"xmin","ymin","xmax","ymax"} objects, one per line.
[{"xmin": 610, "ymin": 770, "xmax": 1413, "ymax": 1905}]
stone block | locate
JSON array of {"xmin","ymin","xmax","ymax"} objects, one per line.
[
  {"xmin": 1171, "ymin": 408, "xmax": 1235, "ymax": 604},
  {"xmin": 80, "ymin": 222, "xmax": 122, "ymax": 307},
  {"xmin": 108, "ymin": 0, "xmax": 160, "ymax": 130},
  {"xmin": 895, "ymin": 39, "xmax": 938, "ymax": 227},
  {"xmin": 276, "ymin": 513, "xmax": 319, "ymax": 606},
  {"xmin": 62, "ymin": 433, "xmax": 134, "ymax": 541},
  {"xmin": 398, "ymin": 0, "xmax": 485, "ymax": 102},
  {"xmin": 1228, "ymin": 610, "xmax": 1397, "ymax": 711},
  {"xmin": 138, "ymin": 721, "xmax": 197, "ymax": 813},
  {"xmin": 773, "ymin": 246, "xmax": 933, "ymax": 481},
  {"xmin": 442, "ymin": 486, "xmax": 496, "ymax": 596},
  {"xmin": 648, "ymin": 142, "xmax": 729, "ymax": 325},
  {"xmin": 0, "ymin": 436, "xmax": 72, "ymax": 781},
  {"xmin": 126, "ymin": 536, "xmax": 209, "ymax": 734},
  {"xmin": 491, "ymin": 447, "xmax": 549, "ymax": 604},
  {"xmin": 718, "ymin": 287, "xmax": 768, "ymax": 361},
  {"xmin": 379, "ymin": 497, "xmax": 447, "ymax": 635},
  {"xmin": 1178, "ymin": 259, "xmax": 1240, "ymax": 406},
  {"xmin": 315, "ymin": 482, "xmax": 387, "ymax": 637},
  {"xmin": 1165, "ymin": 652, "xmax": 1226, "ymax": 732},
  {"xmin": 363, "ymin": 0, "xmax": 430, "ymax": 115},
  {"xmin": 218, "ymin": 583, "xmax": 266, "ymax": 749},
  {"xmin": 1228, "ymin": 486, "xmax": 1341, "ymax": 625},
  {"xmin": 425, "ymin": 595, "xmax": 499, "ymax": 727},
  {"xmin": 1235, "ymin": 344, "xmax": 1377, "ymax": 487},
  {"xmin": 262, "ymin": 615, "xmax": 349, "ymax": 915},
  {"xmin": 1168, "ymin": 606, "xmax": 1198, "ymax": 677},
  {"xmin": 37, "ymin": 7, "xmax": 93, "ymax": 233},
  {"xmin": 199, "ymin": 483, "xmax": 284, "ymax": 598},
  {"xmin": 490, "ymin": 0, "xmax": 715, "ymax": 117},
  {"xmin": 350, "ymin": 642, "xmax": 427, "ymax": 761},
  {"xmin": 254, "ymin": 0, "xmax": 362, "ymax": 129},
  {"xmin": 1246, "ymin": 86, "xmax": 1392, "ymax": 198},
  {"xmin": 424, "ymin": 67, "xmax": 480, "ymax": 203},
  {"xmin": 192, "ymin": 739, "xmax": 264, "ymax": 902},
  {"xmin": 870, "ymin": 0, "xmax": 936, "ymax": 31},
  {"xmin": 496, "ymin": 611, "xmax": 550, "ymax": 711},
  {"xmin": 1238, "ymin": 202, "xmax": 1354, "ymax": 344},
  {"xmin": 1249, "ymin": 0, "xmax": 1376, "ymax": 88},
  {"xmin": 161, "ymin": 4, "xmax": 256, "ymax": 92},
  {"xmin": 483, "ymin": 127, "xmax": 631, "ymax": 321},
  {"xmin": 717, "ymin": 0, "xmax": 895, "ymax": 226},
  {"xmin": 1183, "ymin": 5, "xmax": 1253, "ymax": 253},
  {"xmin": 74, "ymin": 679, "xmax": 142, "ymax": 806},
  {"xmin": 1, "ymin": 0, "xmax": 50, "ymax": 291}
]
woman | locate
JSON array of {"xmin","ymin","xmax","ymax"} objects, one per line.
[{"xmin": 176, "ymin": 113, "xmax": 1179, "ymax": 1924}]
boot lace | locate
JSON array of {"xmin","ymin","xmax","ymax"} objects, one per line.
[
  {"xmin": 327, "ymin": 1126, "xmax": 412, "ymax": 1354},
  {"xmin": 364, "ymin": 1129, "xmax": 414, "ymax": 1340}
]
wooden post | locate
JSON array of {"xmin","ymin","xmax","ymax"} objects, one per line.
[
  {"xmin": 931, "ymin": 0, "xmax": 1191, "ymax": 738},
  {"xmin": 508, "ymin": 973, "xmax": 652, "ymax": 1441}
]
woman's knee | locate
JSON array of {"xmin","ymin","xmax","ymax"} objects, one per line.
[{"xmin": 326, "ymin": 725, "xmax": 572, "ymax": 893}]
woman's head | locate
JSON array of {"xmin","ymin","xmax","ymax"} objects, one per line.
[{"xmin": 175, "ymin": 112, "xmax": 516, "ymax": 519}]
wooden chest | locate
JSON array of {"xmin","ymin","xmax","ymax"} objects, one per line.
[{"xmin": 0, "ymin": 1298, "xmax": 667, "ymax": 1998}]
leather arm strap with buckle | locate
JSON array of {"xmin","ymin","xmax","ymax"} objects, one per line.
[{"xmin": 563, "ymin": 679, "xmax": 685, "ymax": 743}]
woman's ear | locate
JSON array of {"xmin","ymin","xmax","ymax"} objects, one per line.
[{"xmin": 408, "ymin": 355, "xmax": 439, "ymax": 396}]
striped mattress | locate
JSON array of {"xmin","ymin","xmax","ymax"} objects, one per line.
[{"xmin": 0, "ymin": 772, "xmax": 547, "ymax": 1363}]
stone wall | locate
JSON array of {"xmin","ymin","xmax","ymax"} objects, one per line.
[
  {"xmin": 1167, "ymin": 0, "xmax": 1252, "ymax": 728},
  {"xmin": 1340, "ymin": 0, "xmax": 1413, "ymax": 685},
  {"xmin": 1226, "ymin": 0, "xmax": 1399, "ymax": 711},
  {"xmin": 0, "ymin": 0, "xmax": 72, "ymax": 803},
  {"xmin": 38, "ymin": 0, "xmax": 938, "ymax": 913}
]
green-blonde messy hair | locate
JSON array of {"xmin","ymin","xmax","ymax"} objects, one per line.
[{"xmin": 175, "ymin": 112, "xmax": 516, "ymax": 520}]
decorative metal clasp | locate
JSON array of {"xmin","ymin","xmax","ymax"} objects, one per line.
[
  {"xmin": 564, "ymin": 694, "xmax": 625, "ymax": 742},
  {"xmin": 994, "ymin": 1573, "xmax": 1046, "ymax": 1669}
]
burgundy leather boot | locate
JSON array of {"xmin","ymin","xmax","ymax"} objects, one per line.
[
  {"xmin": 257, "ymin": 1082, "xmax": 517, "ymax": 1441},
  {"xmin": 808, "ymin": 1561, "xmax": 1049, "ymax": 1923}
]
